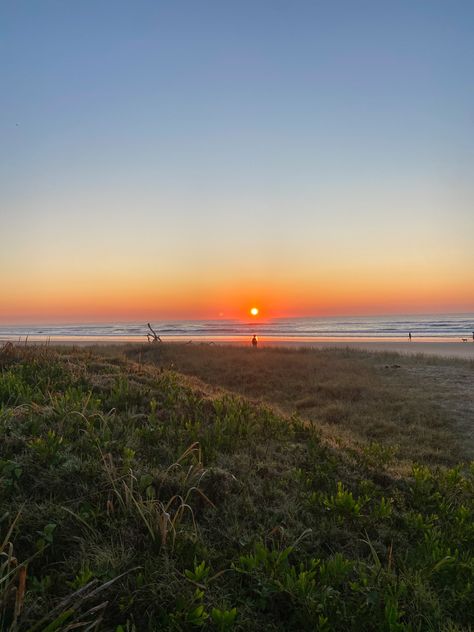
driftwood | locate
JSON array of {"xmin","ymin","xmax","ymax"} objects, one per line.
[{"xmin": 146, "ymin": 323, "xmax": 162, "ymax": 343}]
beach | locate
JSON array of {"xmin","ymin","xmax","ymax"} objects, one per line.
[
  {"xmin": 259, "ymin": 338, "xmax": 474, "ymax": 359},
  {"xmin": 3, "ymin": 336, "xmax": 474, "ymax": 359},
  {"xmin": 2, "ymin": 314, "xmax": 473, "ymax": 359},
  {"xmin": 3, "ymin": 1, "xmax": 473, "ymax": 627}
]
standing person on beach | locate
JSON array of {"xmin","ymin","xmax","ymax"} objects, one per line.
[
  {"xmin": 251, "ymin": 335, "xmax": 258, "ymax": 348},
  {"xmin": 408, "ymin": 332, "xmax": 412, "ymax": 341}
]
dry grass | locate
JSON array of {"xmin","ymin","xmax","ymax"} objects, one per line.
[{"xmin": 120, "ymin": 343, "xmax": 474, "ymax": 471}]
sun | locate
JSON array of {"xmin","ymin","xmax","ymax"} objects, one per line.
[{"xmin": 250, "ymin": 307, "xmax": 259, "ymax": 316}]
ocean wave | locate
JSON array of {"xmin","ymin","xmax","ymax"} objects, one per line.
[{"xmin": 1, "ymin": 314, "xmax": 473, "ymax": 340}]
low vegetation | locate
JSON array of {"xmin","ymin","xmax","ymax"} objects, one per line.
[
  {"xmin": 124, "ymin": 343, "xmax": 474, "ymax": 470},
  {"xmin": 1, "ymin": 343, "xmax": 474, "ymax": 630}
]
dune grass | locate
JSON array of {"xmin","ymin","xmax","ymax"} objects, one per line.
[
  {"xmin": 1, "ymin": 343, "xmax": 474, "ymax": 630},
  {"xmin": 123, "ymin": 343, "xmax": 474, "ymax": 470}
]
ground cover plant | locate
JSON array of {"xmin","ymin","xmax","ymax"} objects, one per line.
[{"xmin": 1, "ymin": 343, "xmax": 474, "ymax": 630}]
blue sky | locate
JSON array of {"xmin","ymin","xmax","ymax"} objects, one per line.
[{"xmin": 1, "ymin": 1, "xmax": 473, "ymax": 320}]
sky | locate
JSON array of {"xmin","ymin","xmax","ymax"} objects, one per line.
[{"xmin": 1, "ymin": 0, "xmax": 473, "ymax": 323}]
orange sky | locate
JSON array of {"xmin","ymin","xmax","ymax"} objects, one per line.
[
  {"xmin": 2, "ymin": 3, "xmax": 473, "ymax": 324},
  {"xmin": 1, "ymin": 256, "xmax": 473, "ymax": 323}
]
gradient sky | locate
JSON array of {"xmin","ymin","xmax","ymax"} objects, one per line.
[{"xmin": 1, "ymin": 1, "xmax": 473, "ymax": 322}]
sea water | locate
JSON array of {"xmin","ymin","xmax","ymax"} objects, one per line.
[{"xmin": 1, "ymin": 314, "xmax": 473, "ymax": 343}]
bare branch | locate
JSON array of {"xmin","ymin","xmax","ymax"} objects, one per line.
[{"xmin": 146, "ymin": 323, "xmax": 162, "ymax": 343}]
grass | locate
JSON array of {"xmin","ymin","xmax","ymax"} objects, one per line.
[
  {"xmin": 123, "ymin": 343, "xmax": 474, "ymax": 471},
  {"xmin": 1, "ymin": 342, "xmax": 474, "ymax": 630}
]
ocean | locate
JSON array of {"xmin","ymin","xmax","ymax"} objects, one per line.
[{"xmin": 1, "ymin": 314, "xmax": 473, "ymax": 343}]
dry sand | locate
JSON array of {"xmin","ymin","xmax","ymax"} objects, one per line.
[{"xmin": 2, "ymin": 337, "xmax": 474, "ymax": 359}]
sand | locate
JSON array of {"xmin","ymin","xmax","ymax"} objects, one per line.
[
  {"xmin": 2, "ymin": 336, "xmax": 473, "ymax": 359},
  {"xmin": 259, "ymin": 339, "xmax": 474, "ymax": 360}
]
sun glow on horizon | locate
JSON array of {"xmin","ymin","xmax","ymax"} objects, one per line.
[{"xmin": 250, "ymin": 307, "xmax": 259, "ymax": 316}]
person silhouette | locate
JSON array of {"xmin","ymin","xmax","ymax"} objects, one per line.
[
  {"xmin": 251, "ymin": 335, "xmax": 258, "ymax": 348},
  {"xmin": 408, "ymin": 332, "xmax": 412, "ymax": 342}
]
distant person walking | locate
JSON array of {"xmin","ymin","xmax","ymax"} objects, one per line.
[
  {"xmin": 408, "ymin": 332, "xmax": 412, "ymax": 342},
  {"xmin": 251, "ymin": 335, "xmax": 258, "ymax": 348}
]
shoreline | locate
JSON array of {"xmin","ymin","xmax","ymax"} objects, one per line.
[{"xmin": 2, "ymin": 335, "xmax": 474, "ymax": 359}]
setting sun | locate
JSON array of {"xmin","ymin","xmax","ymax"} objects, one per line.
[{"xmin": 250, "ymin": 307, "xmax": 259, "ymax": 316}]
